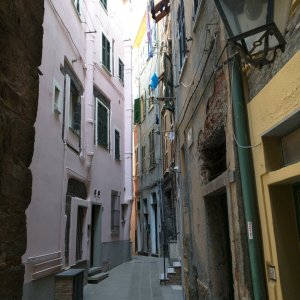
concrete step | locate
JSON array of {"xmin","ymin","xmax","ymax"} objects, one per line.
[
  {"xmin": 88, "ymin": 266, "xmax": 102, "ymax": 277},
  {"xmin": 173, "ymin": 261, "xmax": 181, "ymax": 268},
  {"xmin": 167, "ymin": 267, "xmax": 176, "ymax": 274},
  {"xmin": 159, "ymin": 273, "xmax": 169, "ymax": 285},
  {"xmin": 88, "ymin": 272, "xmax": 109, "ymax": 284}
]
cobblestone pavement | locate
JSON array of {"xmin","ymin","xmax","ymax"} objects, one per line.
[{"xmin": 84, "ymin": 256, "xmax": 183, "ymax": 300}]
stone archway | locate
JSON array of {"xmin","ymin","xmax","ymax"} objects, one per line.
[{"xmin": 0, "ymin": 1, "xmax": 44, "ymax": 299}]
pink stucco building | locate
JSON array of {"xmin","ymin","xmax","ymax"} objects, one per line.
[{"xmin": 22, "ymin": 1, "xmax": 133, "ymax": 298}]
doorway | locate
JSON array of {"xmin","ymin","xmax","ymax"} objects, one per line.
[
  {"xmin": 270, "ymin": 183, "xmax": 300, "ymax": 299},
  {"xmin": 205, "ymin": 192, "xmax": 234, "ymax": 300},
  {"xmin": 90, "ymin": 204, "xmax": 101, "ymax": 267}
]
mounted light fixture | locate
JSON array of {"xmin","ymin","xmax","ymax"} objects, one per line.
[{"xmin": 214, "ymin": 0, "xmax": 292, "ymax": 67}]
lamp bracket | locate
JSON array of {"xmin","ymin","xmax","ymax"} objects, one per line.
[{"xmin": 229, "ymin": 23, "xmax": 286, "ymax": 68}]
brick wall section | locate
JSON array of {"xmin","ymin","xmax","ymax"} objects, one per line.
[{"xmin": 0, "ymin": 1, "xmax": 44, "ymax": 299}]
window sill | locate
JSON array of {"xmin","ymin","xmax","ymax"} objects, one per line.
[
  {"xmin": 97, "ymin": 143, "xmax": 110, "ymax": 151},
  {"xmin": 69, "ymin": 127, "xmax": 80, "ymax": 137},
  {"xmin": 102, "ymin": 64, "xmax": 112, "ymax": 76}
]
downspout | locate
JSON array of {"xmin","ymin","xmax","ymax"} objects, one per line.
[{"xmin": 231, "ymin": 56, "xmax": 267, "ymax": 300}]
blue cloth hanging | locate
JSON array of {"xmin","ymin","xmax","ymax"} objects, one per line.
[{"xmin": 150, "ymin": 73, "xmax": 159, "ymax": 90}]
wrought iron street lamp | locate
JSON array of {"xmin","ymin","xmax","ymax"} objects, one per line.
[{"xmin": 214, "ymin": 0, "xmax": 292, "ymax": 67}]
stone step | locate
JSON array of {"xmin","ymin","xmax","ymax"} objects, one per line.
[
  {"xmin": 167, "ymin": 267, "xmax": 176, "ymax": 274},
  {"xmin": 88, "ymin": 272, "xmax": 109, "ymax": 284},
  {"xmin": 88, "ymin": 266, "xmax": 102, "ymax": 277},
  {"xmin": 159, "ymin": 273, "xmax": 170, "ymax": 285},
  {"xmin": 173, "ymin": 261, "xmax": 181, "ymax": 268}
]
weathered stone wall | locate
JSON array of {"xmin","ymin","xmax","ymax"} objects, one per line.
[
  {"xmin": 171, "ymin": 0, "xmax": 254, "ymax": 298},
  {"xmin": 247, "ymin": 7, "xmax": 300, "ymax": 99},
  {"xmin": 0, "ymin": 1, "xmax": 44, "ymax": 299}
]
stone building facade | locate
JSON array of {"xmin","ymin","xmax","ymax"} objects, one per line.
[
  {"xmin": 165, "ymin": 0, "xmax": 300, "ymax": 299},
  {"xmin": 21, "ymin": 0, "xmax": 133, "ymax": 298},
  {"xmin": 132, "ymin": 12, "xmax": 163, "ymax": 256},
  {"xmin": 0, "ymin": 1, "xmax": 44, "ymax": 299},
  {"xmin": 169, "ymin": 0, "xmax": 253, "ymax": 299}
]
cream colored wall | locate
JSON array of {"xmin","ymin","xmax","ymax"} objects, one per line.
[
  {"xmin": 270, "ymin": 185, "xmax": 300, "ymax": 300},
  {"xmin": 247, "ymin": 50, "xmax": 300, "ymax": 299}
]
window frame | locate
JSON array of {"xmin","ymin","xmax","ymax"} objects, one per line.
[
  {"xmin": 111, "ymin": 191, "xmax": 120, "ymax": 234},
  {"xmin": 193, "ymin": 0, "xmax": 199, "ymax": 15},
  {"xmin": 115, "ymin": 129, "xmax": 121, "ymax": 160},
  {"xmin": 177, "ymin": 0, "xmax": 187, "ymax": 69},
  {"xmin": 53, "ymin": 79, "xmax": 62, "ymax": 116},
  {"xmin": 149, "ymin": 129, "xmax": 156, "ymax": 168},
  {"xmin": 69, "ymin": 80, "xmax": 81, "ymax": 136},
  {"xmin": 102, "ymin": 33, "xmax": 111, "ymax": 72},
  {"xmin": 118, "ymin": 58, "xmax": 124, "ymax": 84},
  {"xmin": 64, "ymin": 62, "xmax": 83, "ymax": 143},
  {"xmin": 72, "ymin": 0, "xmax": 81, "ymax": 15},
  {"xmin": 95, "ymin": 96, "xmax": 110, "ymax": 150},
  {"xmin": 100, "ymin": 0, "xmax": 107, "ymax": 10}
]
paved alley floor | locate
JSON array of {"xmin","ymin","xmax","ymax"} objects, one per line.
[{"xmin": 84, "ymin": 256, "xmax": 183, "ymax": 300}]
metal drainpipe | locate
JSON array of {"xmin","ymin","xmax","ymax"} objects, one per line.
[{"xmin": 231, "ymin": 55, "xmax": 267, "ymax": 300}]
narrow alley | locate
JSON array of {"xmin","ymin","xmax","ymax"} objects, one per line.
[
  {"xmin": 84, "ymin": 256, "xmax": 183, "ymax": 300},
  {"xmin": 1, "ymin": 1, "xmax": 300, "ymax": 300}
]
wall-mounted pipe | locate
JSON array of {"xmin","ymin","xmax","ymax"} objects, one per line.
[{"xmin": 231, "ymin": 55, "xmax": 267, "ymax": 300}]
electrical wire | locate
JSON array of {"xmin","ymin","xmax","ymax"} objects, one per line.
[
  {"xmin": 232, "ymin": 130, "xmax": 261, "ymax": 148},
  {"xmin": 180, "ymin": 80, "xmax": 193, "ymax": 88},
  {"xmin": 177, "ymin": 36, "xmax": 217, "ymax": 129}
]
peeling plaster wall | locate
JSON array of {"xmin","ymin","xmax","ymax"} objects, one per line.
[
  {"xmin": 171, "ymin": 0, "xmax": 253, "ymax": 299},
  {"xmin": 0, "ymin": 1, "xmax": 44, "ymax": 299}
]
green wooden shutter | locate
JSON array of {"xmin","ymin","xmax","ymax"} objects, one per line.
[
  {"xmin": 106, "ymin": 39, "xmax": 110, "ymax": 71},
  {"xmin": 102, "ymin": 34, "xmax": 106, "ymax": 65},
  {"xmin": 97, "ymin": 102, "xmax": 108, "ymax": 148},
  {"xmin": 102, "ymin": 34, "xmax": 110, "ymax": 71},
  {"xmin": 134, "ymin": 98, "xmax": 141, "ymax": 124},
  {"xmin": 73, "ymin": 98, "xmax": 81, "ymax": 133},
  {"xmin": 115, "ymin": 130, "xmax": 120, "ymax": 160},
  {"xmin": 101, "ymin": 0, "xmax": 107, "ymax": 9}
]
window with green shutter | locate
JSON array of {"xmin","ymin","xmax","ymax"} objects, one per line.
[
  {"xmin": 119, "ymin": 59, "xmax": 124, "ymax": 83},
  {"xmin": 115, "ymin": 130, "xmax": 120, "ymax": 160},
  {"xmin": 102, "ymin": 33, "xmax": 111, "ymax": 72},
  {"xmin": 73, "ymin": 0, "xmax": 81, "ymax": 15},
  {"xmin": 70, "ymin": 81, "xmax": 81, "ymax": 136},
  {"xmin": 149, "ymin": 130, "xmax": 155, "ymax": 167},
  {"xmin": 134, "ymin": 98, "xmax": 141, "ymax": 124},
  {"xmin": 96, "ymin": 97, "xmax": 109, "ymax": 149},
  {"xmin": 100, "ymin": 0, "xmax": 107, "ymax": 10}
]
